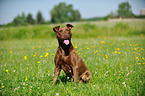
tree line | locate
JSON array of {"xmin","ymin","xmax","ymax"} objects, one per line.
[
  {"xmin": 7, "ymin": 11, "xmax": 47, "ymax": 26},
  {"xmin": 5, "ymin": 2, "xmax": 145, "ymax": 26}
]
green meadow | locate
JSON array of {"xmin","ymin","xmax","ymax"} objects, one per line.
[{"xmin": 0, "ymin": 19, "xmax": 145, "ymax": 95}]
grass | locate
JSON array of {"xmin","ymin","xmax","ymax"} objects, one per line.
[
  {"xmin": 0, "ymin": 19, "xmax": 145, "ymax": 95},
  {"xmin": 0, "ymin": 36, "xmax": 145, "ymax": 95}
]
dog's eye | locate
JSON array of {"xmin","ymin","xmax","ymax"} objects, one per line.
[{"xmin": 66, "ymin": 29, "xmax": 70, "ymax": 31}]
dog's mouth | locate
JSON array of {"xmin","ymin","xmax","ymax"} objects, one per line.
[{"xmin": 63, "ymin": 40, "xmax": 70, "ymax": 45}]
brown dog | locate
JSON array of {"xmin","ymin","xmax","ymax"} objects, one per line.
[{"xmin": 53, "ymin": 24, "xmax": 91, "ymax": 84}]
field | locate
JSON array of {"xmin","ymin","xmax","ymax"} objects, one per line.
[{"xmin": 0, "ymin": 19, "xmax": 145, "ymax": 95}]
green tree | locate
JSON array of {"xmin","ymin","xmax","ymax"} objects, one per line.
[
  {"xmin": 36, "ymin": 11, "xmax": 44, "ymax": 24},
  {"xmin": 118, "ymin": 2, "xmax": 134, "ymax": 17},
  {"xmin": 27, "ymin": 13, "xmax": 35, "ymax": 24},
  {"xmin": 50, "ymin": 2, "xmax": 81, "ymax": 23},
  {"xmin": 12, "ymin": 12, "xmax": 27, "ymax": 26}
]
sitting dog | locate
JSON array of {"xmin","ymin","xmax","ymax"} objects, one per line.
[{"xmin": 53, "ymin": 24, "xmax": 91, "ymax": 84}]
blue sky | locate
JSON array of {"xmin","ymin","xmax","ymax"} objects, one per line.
[{"xmin": 0, "ymin": 0, "xmax": 145, "ymax": 24}]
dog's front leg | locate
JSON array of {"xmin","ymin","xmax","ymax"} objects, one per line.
[
  {"xmin": 53, "ymin": 66, "xmax": 61, "ymax": 84},
  {"xmin": 73, "ymin": 66, "xmax": 78, "ymax": 82}
]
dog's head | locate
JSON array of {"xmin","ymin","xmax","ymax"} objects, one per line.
[{"xmin": 53, "ymin": 24, "xmax": 74, "ymax": 45}]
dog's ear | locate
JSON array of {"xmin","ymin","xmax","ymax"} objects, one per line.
[
  {"xmin": 66, "ymin": 24, "xmax": 74, "ymax": 29},
  {"xmin": 53, "ymin": 26, "xmax": 60, "ymax": 32}
]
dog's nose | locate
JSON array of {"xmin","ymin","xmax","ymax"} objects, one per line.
[{"xmin": 64, "ymin": 34, "xmax": 68, "ymax": 38}]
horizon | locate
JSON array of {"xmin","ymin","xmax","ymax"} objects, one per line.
[{"xmin": 0, "ymin": 0, "xmax": 145, "ymax": 25}]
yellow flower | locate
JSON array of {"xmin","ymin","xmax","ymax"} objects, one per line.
[
  {"xmin": 138, "ymin": 54, "xmax": 140, "ymax": 56},
  {"xmin": 48, "ymin": 71, "xmax": 50, "ymax": 73},
  {"xmin": 37, "ymin": 61, "xmax": 40, "ymax": 63},
  {"xmin": 118, "ymin": 52, "xmax": 121, "ymax": 54},
  {"xmin": 38, "ymin": 46, "xmax": 41, "ymax": 48},
  {"xmin": 51, "ymin": 54, "xmax": 55, "ymax": 56},
  {"xmin": 137, "ymin": 59, "xmax": 139, "ymax": 62},
  {"xmin": 115, "ymin": 51, "xmax": 118, "ymax": 53},
  {"xmin": 24, "ymin": 56, "xmax": 27, "ymax": 60},
  {"xmin": 132, "ymin": 52, "xmax": 135, "ymax": 54},
  {"xmin": 101, "ymin": 41, "xmax": 105, "ymax": 44},
  {"xmin": 10, "ymin": 51, "xmax": 12, "ymax": 54},
  {"xmin": 74, "ymin": 45, "xmax": 77, "ymax": 48},
  {"xmin": 142, "ymin": 57, "xmax": 144, "ymax": 60},
  {"xmin": 120, "ymin": 63, "xmax": 122, "ymax": 65},
  {"xmin": 143, "ymin": 63, "xmax": 145, "ymax": 65},
  {"xmin": 140, "ymin": 48, "xmax": 144, "ymax": 51},
  {"xmin": 25, "ymin": 78, "xmax": 28, "ymax": 81},
  {"xmin": 40, "ymin": 55, "xmax": 43, "ymax": 58},
  {"xmin": 33, "ymin": 54, "xmax": 36, "ymax": 57},
  {"xmin": 100, "ymin": 46, "xmax": 102, "ymax": 50},
  {"xmin": 135, "ymin": 44, "xmax": 138, "ymax": 46},
  {"xmin": 135, "ymin": 57, "xmax": 138, "ymax": 59},
  {"xmin": 122, "ymin": 43, "xmax": 124, "ymax": 45},
  {"xmin": 26, "ymin": 68, "xmax": 28, "ymax": 70},
  {"xmin": 5, "ymin": 69, "xmax": 8, "ymax": 72},
  {"xmin": 98, "ymin": 54, "xmax": 100, "ymax": 56},
  {"xmin": 105, "ymin": 55, "xmax": 108, "ymax": 58},
  {"xmin": 130, "ymin": 44, "xmax": 132, "ymax": 46},
  {"xmin": 87, "ymin": 48, "xmax": 90, "ymax": 50},
  {"xmin": 110, "ymin": 44, "xmax": 112, "ymax": 46},
  {"xmin": 134, "ymin": 48, "xmax": 137, "ymax": 50},
  {"xmin": 138, "ymin": 63, "xmax": 141, "ymax": 65},
  {"xmin": 1, "ymin": 86, "xmax": 4, "ymax": 88},
  {"xmin": 86, "ymin": 42, "xmax": 88, "ymax": 44},
  {"xmin": 84, "ymin": 55, "xmax": 86, "ymax": 57},
  {"xmin": 32, "ymin": 47, "xmax": 35, "ymax": 49}
]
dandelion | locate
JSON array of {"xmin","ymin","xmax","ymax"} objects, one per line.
[
  {"xmin": 84, "ymin": 55, "xmax": 86, "ymax": 57},
  {"xmin": 135, "ymin": 57, "xmax": 138, "ymax": 59},
  {"xmin": 10, "ymin": 51, "xmax": 12, "ymax": 54},
  {"xmin": 1, "ymin": 86, "xmax": 4, "ymax": 88},
  {"xmin": 116, "ymin": 48, "xmax": 120, "ymax": 50},
  {"xmin": 86, "ymin": 42, "xmax": 88, "ymax": 44},
  {"xmin": 37, "ymin": 61, "xmax": 40, "ymax": 63},
  {"xmin": 32, "ymin": 47, "xmax": 35, "ymax": 49},
  {"xmin": 33, "ymin": 54, "xmax": 36, "ymax": 57},
  {"xmin": 105, "ymin": 55, "xmax": 108, "ymax": 59},
  {"xmin": 132, "ymin": 52, "xmax": 135, "ymax": 54},
  {"xmin": 143, "ymin": 63, "xmax": 145, "ymax": 65},
  {"xmin": 38, "ymin": 46, "xmax": 41, "ymax": 48},
  {"xmin": 130, "ymin": 44, "xmax": 132, "ymax": 46},
  {"xmin": 142, "ymin": 57, "xmax": 144, "ymax": 60},
  {"xmin": 101, "ymin": 41, "xmax": 105, "ymax": 44},
  {"xmin": 120, "ymin": 63, "xmax": 121, "ymax": 65},
  {"xmin": 51, "ymin": 54, "xmax": 55, "ymax": 56},
  {"xmin": 100, "ymin": 46, "xmax": 102, "ymax": 50},
  {"xmin": 24, "ymin": 56, "xmax": 27, "ymax": 60},
  {"xmin": 115, "ymin": 51, "xmax": 118, "ymax": 54},
  {"xmin": 40, "ymin": 55, "xmax": 43, "ymax": 58},
  {"xmin": 25, "ymin": 78, "xmax": 28, "ymax": 81},
  {"xmin": 140, "ymin": 48, "xmax": 144, "ymax": 51},
  {"xmin": 134, "ymin": 48, "xmax": 137, "ymax": 50},
  {"xmin": 26, "ymin": 68, "xmax": 28, "ymax": 70},
  {"xmin": 122, "ymin": 43, "xmax": 124, "ymax": 45},
  {"xmin": 138, "ymin": 63, "xmax": 141, "ymax": 65},
  {"xmin": 98, "ymin": 54, "xmax": 100, "ymax": 56},
  {"xmin": 118, "ymin": 52, "xmax": 121, "ymax": 54},
  {"xmin": 5, "ymin": 69, "xmax": 8, "ymax": 72},
  {"xmin": 135, "ymin": 44, "xmax": 138, "ymax": 46},
  {"xmin": 48, "ymin": 71, "xmax": 50, "ymax": 73},
  {"xmin": 74, "ymin": 45, "xmax": 77, "ymax": 48},
  {"xmin": 87, "ymin": 48, "xmax": 90, "ymax": 50}
]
